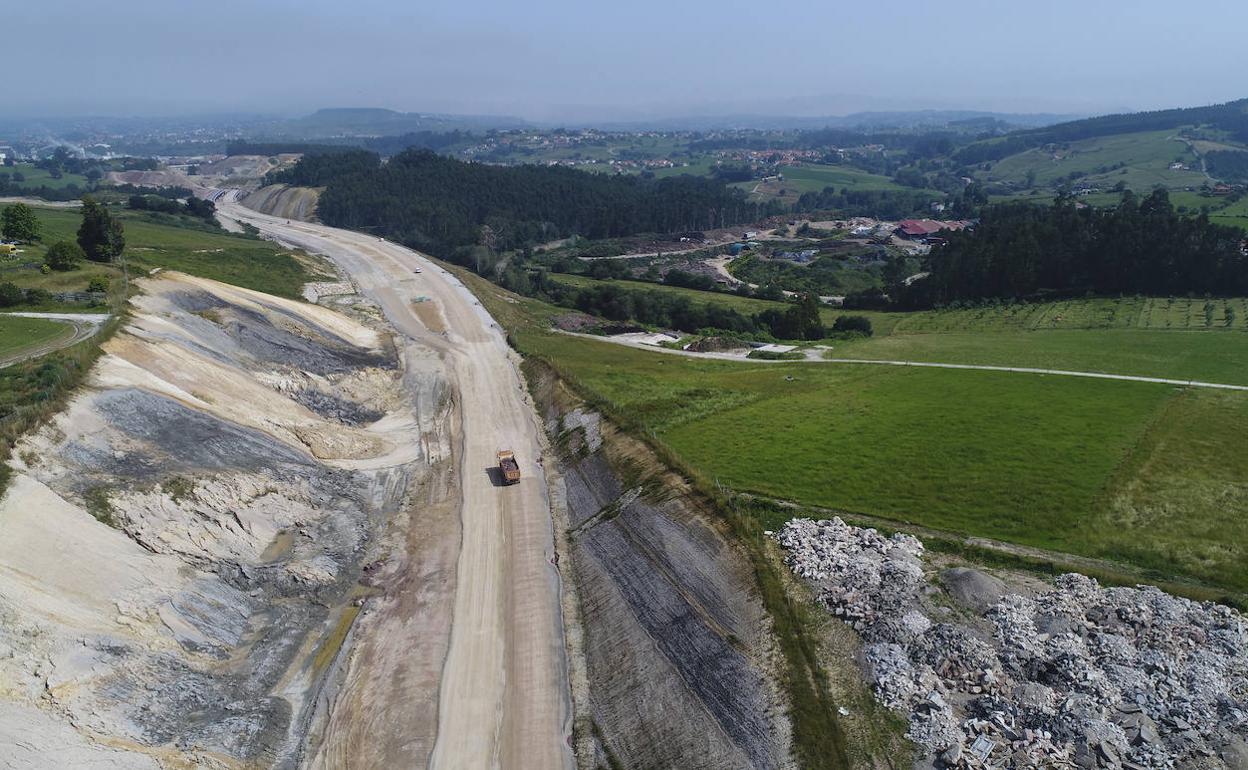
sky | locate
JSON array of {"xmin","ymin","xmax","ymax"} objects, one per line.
[{"xmin": 8, "ymin": 0, "xmax": 1248, "ymax": 122}]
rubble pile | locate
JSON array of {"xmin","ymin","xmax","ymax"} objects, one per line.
[{"xmin": 776, "ymin": 518, "xmax": 1248, "ymax": 769}]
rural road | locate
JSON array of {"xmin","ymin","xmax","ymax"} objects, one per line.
[
  {"xmin": 217, "ymin": 197, "xmax": 573, "ymax": 769},
  {"xmin": 0, "ymin": 312, "xmax": 110, "ymax": 369},
  {"xmin": 559, "ymin": 329, "xmax": 1248, "ymax": 391}
]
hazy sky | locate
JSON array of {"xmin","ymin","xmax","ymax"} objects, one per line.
[{"xmin": 10, "ymin": 0, "xmax": 1248, "ymax": 121}]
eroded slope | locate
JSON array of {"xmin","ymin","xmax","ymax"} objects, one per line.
[{"xmin": 0, "ymin": 272, "xmax": 439, "ymax": 768}]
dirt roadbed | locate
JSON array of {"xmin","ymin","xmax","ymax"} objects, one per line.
[{"xmin": 221, "ymin": 198, "xmax": 574, "ymax": 769}]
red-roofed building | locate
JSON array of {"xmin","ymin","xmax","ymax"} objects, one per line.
[{"xmin": 895, "ymin": 219, "xmax": 971, "ymax": 241}]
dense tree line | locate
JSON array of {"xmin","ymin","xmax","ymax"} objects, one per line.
[
  {"xmin": 264, "ymin": 149, "xmax": 380, "ymax": 187},
  {"xmin": 111, "ymin": 183, "xmax": 194, "ymax": 199},
  {"xmin": 905, "ymin": 191, "xmax": 1248, "ymax": 306},
  {"xmin": 301, "ymin": 149, "xmax": 777, "ymax": 260},
  {"xmin": 1206, "ymin": 151, "xmax": 1248, "ymax": 182},
  {"xmin": 226, "ymin": 141, "xmax": 354, "ymax": 156},
  {"xmin": 793, "ymin": 187, "xmax": 935, "ymax": 219},
  {"xmin": 358, "ymin": 130, "xmax": 473, "ymax": 156},
  {"xmin": 505, "ymin": 270, "xmax": 836, "ymax": 340}
]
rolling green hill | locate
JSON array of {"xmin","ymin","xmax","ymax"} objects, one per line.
[{"xmin": 960, "ymin": 98, "xmax": 1248, "ymax": 201}]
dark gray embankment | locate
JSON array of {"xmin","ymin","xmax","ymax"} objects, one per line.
[{"xmin": 530, "ymin": 368, "xmax": 793, "ymax": 770}]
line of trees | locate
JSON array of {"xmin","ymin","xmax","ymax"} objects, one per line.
[
  {"xmin": 127, "ymin": 194, "xmax": 216, "ymax": 220},
  {"xmin": 509, "ymin": 270, "xmax": 852, "ymax": 341},
  {"xmin": 793, "ymin": 187, "xmax": 936, "ymax": 220},
  {"xmin": 293, "ymin": 149, "xmax": 779, "ymax": 262},
  {"xmin": 904, "ymin": 190, "xmax": 1248, "ymax": 306}
]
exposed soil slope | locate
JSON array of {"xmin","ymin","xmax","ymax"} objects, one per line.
[
  {"xmin": 243, "ymin": 185, "xmax": 323, "ymax": 222},
  {"xmin": 0, "ymin": 271, "xmax": 425, "ymax": 768}
]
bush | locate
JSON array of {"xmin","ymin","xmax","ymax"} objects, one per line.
[
  {"xmin": 45, "ymin": 240, "xmax": 85, "ymax": 271},
  {"xmin": 832, "ymin": 315, "xmax": 874, "ymax": 336},
  {"xmin": 24, "ymin": 288, "xmax": 51, "ymax": 306},
  {"xmin": 87, "ymin": 277, "xmax": 110, "ymax": 293},
  {"xmin": 0, "ymin": 282, "xmax": 23, "ymax": 307}
]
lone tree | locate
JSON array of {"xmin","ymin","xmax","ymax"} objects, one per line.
[
  {"xmin": 1, "ymin": 202, "xmax": 40, "ymax": 243},
  {"xmin": 45, "ymin": 240, "xmax": 84, "ymax": 271},
  {"xmin": 77, "ymin": 196, "xmax": 125, "ymax": 263}
]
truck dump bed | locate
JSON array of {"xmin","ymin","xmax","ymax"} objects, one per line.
[{"xmin": 497, "ymin": 450, "xmax": 521, "ymax": 484}]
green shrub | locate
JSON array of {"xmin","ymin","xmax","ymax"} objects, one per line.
[{"xmin": 832, "ymin": 315, "xmax": 873, "ymax": 336}]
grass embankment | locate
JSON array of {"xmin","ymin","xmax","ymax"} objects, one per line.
[
  {"xmin": 1, "ymin": 206, "xmax": 329, "ymax": 300},
  {"xmin": 0, "ymin": 316, "xmax": 73, "ymax": 358},
  {"xmin": 0, "ymin": 314, "xmax": 123, "ymax": 496},
  {"xmin": 457, "ymin": 268, "xmax": 1248, "ymax": 597}
]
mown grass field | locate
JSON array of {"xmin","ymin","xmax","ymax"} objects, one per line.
[
  {"xmin": 0, "ymin": 315, "xmax": 71, "ymax": 357},
  {"xmin": 455, "ymin": 269, "xmax": 1248, "ymax": 595},
  {"xmin": 0, "ymin": 205, "xmax": 328, "ymax": 299},
  {"xmin": 831, "ymin": 330, "xmax": 1248, "ymax": 384}
]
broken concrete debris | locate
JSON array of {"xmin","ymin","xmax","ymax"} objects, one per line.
[{"xmin": 776, "ymin": 517, "xmax": 1248, "ymax": 769}]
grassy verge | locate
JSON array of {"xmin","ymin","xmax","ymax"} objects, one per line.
[
  {"xmin": 0, "ymin": 316, "xmax": 73, "ymax": 357},
  {"xmin": 0, "ymin": 313, "xmax": 123, "ymax": 497}
]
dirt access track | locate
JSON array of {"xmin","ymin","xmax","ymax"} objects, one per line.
[{"xmin": 218, "ymin": 196, "xmax": 573, "ymax": 769}]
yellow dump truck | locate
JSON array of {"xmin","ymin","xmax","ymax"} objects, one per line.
[
  {"xmin": 0, "ymin": 244, "xmax": 17, "ymax": 257},
  {"xmin": 497, "ymin": 450, "xmax": 521, "ymax": 485}
]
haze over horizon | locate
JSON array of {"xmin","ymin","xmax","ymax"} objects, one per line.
[{"xmin": 9, "ymin": 0, "xmax": 1248, "ymax": 123}]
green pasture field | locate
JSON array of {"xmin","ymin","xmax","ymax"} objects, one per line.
[
  {"xmin": 981, "ymin": 130, "xmax": 1207, "ymax": 191},
  {"xmin": 0, "ymin": 163, "xmax": 91, "ymax": 190},
  {"xmin": 453, "ymin": 268, "xmax": 1248, "ymax": 594},
  {"xmin": 0, "ymin": 315, "xmax": 72, "ymax": 357}
]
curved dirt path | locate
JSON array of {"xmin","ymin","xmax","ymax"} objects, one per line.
[
  {"xmin": 0, "ymin": 312, "xmax": 109, "ymax": 369},
  {"xmin": 218, "ymin": 197, "xmax": 573, "ymax": 770},
  {"xmin": 556, "ymin": 329, "xmax": 1248, "ymax": 391}
]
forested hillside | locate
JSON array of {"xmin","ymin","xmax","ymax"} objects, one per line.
[
  {"xmin": 300, "ymin": 149, "xmax": 778, "ymax": 258},
  {"xmin": 908, "ymin": 190, "xmax": 1248, "ymax": 305}
]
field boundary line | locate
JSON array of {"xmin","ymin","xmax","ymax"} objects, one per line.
[{"xmin": 552, "ymin": 329, "xmax": 1248, "ymax": 390}]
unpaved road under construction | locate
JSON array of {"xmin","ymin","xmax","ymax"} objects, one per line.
[{"xmin": 219, "ymin": 197, "xmax": 573, "ymax": 769}]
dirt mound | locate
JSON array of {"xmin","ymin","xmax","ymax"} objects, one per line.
[{"xmin": 940, "ymin": 567, "xmax": 1008, "ymax": 613}]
